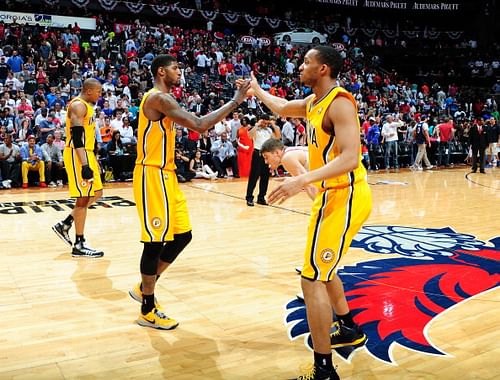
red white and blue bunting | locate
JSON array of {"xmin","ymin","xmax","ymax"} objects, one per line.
[
  {"xmin": 284, "ymin": 20, "xmax": 299, "ymax": 30},
  {"xmin": 124, "ymin": 1, "xmax": 145, "ymax": 14},
  {"xmin": 178, "ymin": 7, "xmax": 195, "ymax": 19},
  {"xmin": 403, "ymin": 30, "xmax": 419, "ymax": 39},
  {"xmin": 70, "ymin": 0, "xmax": 90, "ymax": 7},
  {"xmin": 201, "ymin": 10, "xmax": 218, "ymax": 21},
  {"xmin": 446, "ymin": 31, "xmax": 463, "ymax": 40},
  {"xmin": 222, "ymin": 12, "xmax": 239, "ymax": 24},
  {"xmin": 151, "ymin": 4, "xmax": 170, "ymax": 16},
  {"xmin": 425, "ymin": 29, "xmax": 440, "ymax": 40},
  {"xmin": 96, "ymin": 0, "xmax": 117, "ymax": 11},
  {"xmin": 361, "ymin": 28, "xmax": 377, "ymax": 38},
  {"xmin": 244, "ymin": 15, "xmax": 261, "ymax": 27},
  {"xmin": 382, "ymin": 29, "xmax": 399, "ymax": 39},
  {"xmin": 265, "ymin": 17, "xmax": 281, "ymax": 29}
]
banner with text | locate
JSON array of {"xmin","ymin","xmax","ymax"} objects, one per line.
[
  {"xmin": 0, "ymin": 11, "xmax": 96, "ymax": 30},
  {"xmin": 314, "ymin": 0, "xmax": 462, "ymax": 11}
]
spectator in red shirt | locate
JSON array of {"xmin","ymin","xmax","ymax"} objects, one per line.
[
  {"xmin": 436, "ymin": 117, "xmax": 455, "ymax": 167},
  {"xmin": 421, "ymin": 83, "xmax": 430, "ymax": 96},
  {"xmin": 126, "ymin": 47, "xmax": 138, "ymax": 62},
  {"xmin": 294, "ymin": 118, "xmax": 306, "ymax": 146},
  {"xmin": 218, "ymin": 60, "xmax": 228, "ymax": 80},
  {"xmin": 361, "ymin": 115, "xmax": 371, "ymax": 137}
]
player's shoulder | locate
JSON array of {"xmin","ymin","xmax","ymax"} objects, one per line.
[
  {"xmin": 68, "ymin": 98, "xmax": 87, "ymax": 112},
  {"xmin": 144, "ymin": 90, "xmax": 177, "ymax": 106}
]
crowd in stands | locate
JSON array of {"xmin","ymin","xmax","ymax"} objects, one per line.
[{"xmin": 0, "ymin": 2, "xmax": 499, "ymax": 189}]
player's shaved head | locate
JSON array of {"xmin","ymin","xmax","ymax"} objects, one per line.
[{"xmin": 83, "ymin": 78, "xmax": 102, "ymax": 91}]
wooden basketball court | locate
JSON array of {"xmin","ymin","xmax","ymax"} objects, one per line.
[{"xmin": 0, "ymin": 167, "xmax": 498, "ymax": 379}]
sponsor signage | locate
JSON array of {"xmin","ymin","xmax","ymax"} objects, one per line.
[
  {"xmin": 314, "ymin": 0, "xmax": 461, "ymax": 11},
  {"xmin": 332, "ymin": 42, "xmax": 345, "ymax": 51},
  {"xmin": 0, "ymin": 11, "xmax": 96, "ymax": 30},
  {"xmin": 240, "ymin": 36, "xmax": 271, "ymax": 46}
]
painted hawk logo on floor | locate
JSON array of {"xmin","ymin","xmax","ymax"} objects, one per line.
[{"xmin": 285, "ymin": 226, "xmax": 500, "ymax": 364}]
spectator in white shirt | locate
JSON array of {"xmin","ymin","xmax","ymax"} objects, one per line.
[
  {"xmin": 110, "ymin": 110, "xmax": 124, "ymax": 131},
  {"xmin": 118, "ymin": 116, "xmax": 136, "ymax": 145},
  {"xmin": 381, "ymin": 115, "xmax": 403, "ymax": 170},
  {"xmin": 102, "ymin": 77, "xmax": 115, "ymax": 93},
  {"xmin": 195, "ymin": 51, "xmax": 209, "ymax": 74},
  {"xmin": 105, "ymin": 90, "xmax": 118, "ymax": 110}
]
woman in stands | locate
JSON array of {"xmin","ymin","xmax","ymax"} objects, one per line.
[{"xmin": 189, "ymin": 149, "xmax": 217, "ymax": 180}]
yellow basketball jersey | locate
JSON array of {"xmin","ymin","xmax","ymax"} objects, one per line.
[
  {"xmin": 306, "ymin": 87, "xmax": 367, "ymax": 189},
  {"xmin": 65, "ymin": 97, "xmax": 96, "ymax": 151},
  {"xmin": 136, "ymin": 88, "xmax": 176, "ymax": 171}
]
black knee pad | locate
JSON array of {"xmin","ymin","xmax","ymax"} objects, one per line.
[
  {"xmin": 159, "ymin": 231, "xmax": 192, "ymax": 264},
  {"xmin": 140, "ymin": 242, "xmax": 163, "ymax": 275}
]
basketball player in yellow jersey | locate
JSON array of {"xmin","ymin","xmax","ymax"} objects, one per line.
[
  {"xmin": 245, "ymin": 46, "xmax": 372, "ymax": 380},
  {"xmin": 128, "ymin": 54, "xmax": 250, "ymax": 330},
  {"xmin": 52, "ymin": 78, "xmax": 104, "ymax": 258}
]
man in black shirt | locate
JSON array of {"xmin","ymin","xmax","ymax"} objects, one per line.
[
  {"xmin": 23, "ymin": 73, "xmax": 38, "ymax": 96},
  {"xmin": 0, "ymin": 56, "xmax": 9, "ymax": 83}
]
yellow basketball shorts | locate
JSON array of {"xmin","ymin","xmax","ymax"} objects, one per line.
[
  {"xmin": 63, "ymin": 148, "xmax": 103, "ymax": 198},
  {"xmin": 302, "ymin": 181, "xmax": 372, "ymax": 282},
  {"xmin": 133, "ymin": 165, "xmax": 192, "ymax": 243}
]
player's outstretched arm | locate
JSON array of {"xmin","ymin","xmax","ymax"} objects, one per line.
[
  {"xmin": 151, "ymin": 81, "xmax": 251, "ymax": 134},
  {"xmin": 237, "ymin": 72, "xmax": 311, "ymax": 118}
]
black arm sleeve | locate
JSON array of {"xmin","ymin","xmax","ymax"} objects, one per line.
[{"xmin": 71, "ymin": 126, "xmax": 85, "ymax": 148}]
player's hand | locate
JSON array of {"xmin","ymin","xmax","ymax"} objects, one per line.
[
  {"xmin": 249, "ymin": 71, "xmax": 259, "ymax": 91},
  {"xmin": 81, "ymin": 165, "xmax": 94, "ymax": 180},
  {"xmin": 268, "ymin": 175, "xmax": 307, "ymax": 205},
  {"xmin": 233, "ymin": 80, "xmax": 251, "ymax": 104}
]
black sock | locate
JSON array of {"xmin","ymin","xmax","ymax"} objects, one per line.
[
  {"xmin": 142, "ymin": 294, "xmax": 155, "ymax": 314},
  {"xmin": 314, "ymin": 351, "xmax": 333, "ymax": 370},
  {"xmin": 63, "ymin": 214, "xmax": 74, "ymax": 226},
  {"xmin": 337, "ymin": 311, "xmax": 355, "ymax": 328},
  {"xmin": 75, "ymin": 235, "xmax": 84, "ymax": 244},
  {"xmin": 139, "ymin": 275, "xmax": 160, "ymax": 293}
]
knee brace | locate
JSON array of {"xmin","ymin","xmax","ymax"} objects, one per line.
[
  {"xmin": 159, "ymin": 231, "xmax": 192, "ymax": 264},
  {"xmin": 140, "ymin": 242, "xmax": 163, "ymax": 275}
]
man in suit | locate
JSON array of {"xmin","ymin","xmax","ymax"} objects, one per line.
[
  {"xmin": 469, "ymin": 119, "xmax": 488, "ymax": 173},
  {"xmin": 189, "ymin": 97, "xmax": 206, "ymax": 115}
]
